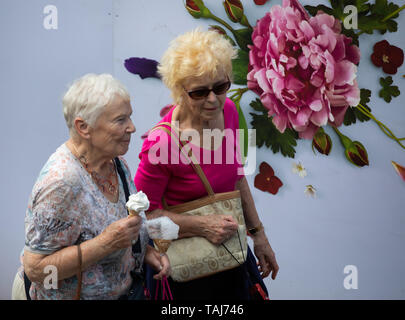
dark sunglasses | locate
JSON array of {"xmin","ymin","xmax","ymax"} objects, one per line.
[{"xmin": 185, "ymin": 80, "xmax": 231, "ymax": 100}]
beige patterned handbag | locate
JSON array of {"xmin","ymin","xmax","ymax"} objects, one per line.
[{"xmin": 150, "ymin": 123, "xmax": 248, "ymax": 282}]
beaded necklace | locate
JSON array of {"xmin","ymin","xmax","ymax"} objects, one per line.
[{"xmin": 70, "ymin": 142, "xmax": 118, "ymax": 197}]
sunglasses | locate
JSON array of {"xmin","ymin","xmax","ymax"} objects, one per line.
[{"xmin": 185, "ymin": 80, "xmax": 231, "ymax": 100}]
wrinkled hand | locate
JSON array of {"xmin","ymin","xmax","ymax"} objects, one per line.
[
  {"xmin": 144, "ymin": 245, "xmax": 171, "ymax": 280},
  {"xmin": 253, "ymin": 232, "xmax": 279, "ymax": 280},
  {"xmin": 99, "ymin": 215, "xmax": 142, "ymax": 251},
  {"xmin": 201, "ymin": 215, "xmax": 238, "ymax": 245}
]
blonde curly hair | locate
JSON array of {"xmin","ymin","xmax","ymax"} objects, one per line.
[{"xmin": 158, "ymin": 28, "xmax": 237, "ymax": 106}]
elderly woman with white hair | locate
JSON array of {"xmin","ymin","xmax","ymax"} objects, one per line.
[
  {"xmin": 135, "ymin": 29, "xmax": 279, "ymax": 300},
  {"xmin": 12, "ymin": 73, "xmax": 170, "ymax": 300}
]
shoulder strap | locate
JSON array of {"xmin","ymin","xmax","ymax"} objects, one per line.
[
  {"xmin": 114, "ymin": 157, "xmax": 130, "ymax": 201},
  {"xmin": 148, "ymin": 124, "xmax": 215, "ymax": 196},
  {"xmin": 114, "ymin": 157, "xmax": 141, "ymax": 253},
  {"xmin": 23, "ymin": 272, "xmax": 31, "ymax": 300}
]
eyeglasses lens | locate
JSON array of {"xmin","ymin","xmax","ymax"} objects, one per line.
[{"xmin": 188, "ymin": 81, "xmax": 231, "ymax": 100}]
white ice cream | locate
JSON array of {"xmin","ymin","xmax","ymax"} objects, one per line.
[{"xmin": 126, "ymin": 191, "xmax": 150, "ymax": 213}]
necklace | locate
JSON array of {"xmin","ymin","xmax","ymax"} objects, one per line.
[{"xmin": 70, "ymin": 141, "xmax": 118, "ymax": 197}]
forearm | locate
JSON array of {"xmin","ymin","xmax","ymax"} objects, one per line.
[
  {"xmin": 24, "ymin": 234, "xmax": 114, "ymax": 284},
  {"xmin": 146, "ymin": 208, "xmax": 205, "ymax": 239},
  {"xmin": 146, "ymin": 177, "xmax": 263, "ymax": 238},
  {"xmin": 235, "ymin": 176, "xmax": 262, "ymax": 230}
]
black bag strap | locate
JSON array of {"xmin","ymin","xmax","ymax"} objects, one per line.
[
  {"xmin": 115, "ymin": 157, "xmax": 130, "ymax": 201},
  {"xmin": 114, "ymin": 157, "xmax": 141, "ymax": 253},
  {"xmin": 23, "ymin": 271, "xmax": 31, "ymax": 300}
]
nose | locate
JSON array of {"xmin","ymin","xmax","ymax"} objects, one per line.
[
  {"xmin": 128, "ymin": 118, "xmax": 136, "ymax": 133},
  {"xmin": 206, "ymin": 90, "xmax": 218, "ymax": 103}
]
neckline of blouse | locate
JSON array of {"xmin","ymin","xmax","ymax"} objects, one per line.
[
  {"xmin": 63, "ymin": 143, "xmax": 124, "ymax": 205},
  {"xmin": 169, "ymin": 105, "xmax": 227, "ymax": 152}
]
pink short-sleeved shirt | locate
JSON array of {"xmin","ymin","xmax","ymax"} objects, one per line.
[{"xmin": 134, "ymin": 98, "xmax": 245, "ymax": 212}]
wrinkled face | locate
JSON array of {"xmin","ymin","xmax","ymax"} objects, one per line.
[
  {"xmin": 182, "ymin": 71, "xmax": 230, "ymax": 122},
  {"xmin": 89, "ymin": 94, "xmax": 136, "ymax": 158}
]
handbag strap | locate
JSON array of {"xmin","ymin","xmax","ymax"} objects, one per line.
[
  {"xmin": 114, "ymin": 157, "xmax": 130, "ymax": 201},
  {"xmin": 114, "ymin": 157, "xmax": 141, "ymax": 253},
  {"xmin": 23, "ymin": 271, "xmax": 31, "ymax": 300},
  {"xmin": 148, "ymin": 123, "xmax": 215, "ymax": 197},
  {"xmin": 221, "ymin": 231, "xmax": 245, "ymax": 265}
]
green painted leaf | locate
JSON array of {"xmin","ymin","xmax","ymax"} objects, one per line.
[
  {"xmin": 379, "ymin": 76, "xmax": 400, "ymax": 103},
  {"xmin": 250, "ymin": 98, "xmax": 268, "ymax": 113},
  {"xmin": 232, "ymin": 50, "xmax": 249, "ymax": 85},
  {"xmin": 305, "ymin": 0, "xmax": 401, "ymax": 36},
  {"xmin": 344, "ymin": 89, "xmax": 372, "ymax": 125},
  {"xmin": 304, "ymin": 5, "xmax": 335, "ymax": 17},
  {"xmin": 232, "ymin": 28, "xmax": 253, "ymax": 52},
  {"xmin": 249, "ymin": 99, "xmax": 298, "ymax": 158}
]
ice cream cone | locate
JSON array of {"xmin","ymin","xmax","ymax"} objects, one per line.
[
  {"xmin": 128, "ymin": 209, "xmax": 140, "ymax": 217},
  {"xmin": 126, "ymin": 191, "xmax": 149, "ymax": 216},
  {"xmin": 154, "ymin": 239, "xmax": 172, "ymax": 254}
]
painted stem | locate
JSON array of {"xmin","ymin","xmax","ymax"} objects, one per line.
[
  {"xmin": 381, "ymin": 5, "xmax": 405, "ymax": 22},
  {"xmin": 209, "ymin": 14, "xmax": 235, "ymax": 34},
  {"xmin": 356, "ymin": 104, "xmax": 405, "ymax": 149}
]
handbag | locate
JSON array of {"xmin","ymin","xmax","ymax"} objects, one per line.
[
  {"xmin": 244, "ymin": 247, "xmax": 270, "ymax": 300},
  {"xmin": 149, "ymin": 123, "xmax": 248, "ymax": 282}
]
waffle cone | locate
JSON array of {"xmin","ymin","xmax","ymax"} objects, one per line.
[
  {"xmin": 154, "ymin": 239, "xmax": 172, "ymax": 253},
  {"xmin": 128, "ymin": 209, "xmax": 139, "ymax": 217}
]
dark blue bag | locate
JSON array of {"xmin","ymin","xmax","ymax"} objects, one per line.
[
  {"xmin": 244, "ymin": 246, "xmax": 269, "ymax": 300},
  {"xmin": 118, "ymin": 271, "xmax": 146, "ymax": 300}
]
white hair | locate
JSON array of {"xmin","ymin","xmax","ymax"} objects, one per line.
[{"xmin": 62, "ymin": 73, "xmax": 130, "ymax": 134}]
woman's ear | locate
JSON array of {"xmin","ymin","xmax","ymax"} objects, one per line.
[{"xmin": 73, "ymin": 117, "xmax": 91, "ymax": 140}]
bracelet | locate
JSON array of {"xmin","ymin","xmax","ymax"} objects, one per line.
[{"xmin": 248, "ymin": 222, "xmax": 264, "ymax": 236}]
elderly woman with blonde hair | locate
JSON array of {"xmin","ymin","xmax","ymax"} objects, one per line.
[
  {"xmin": 12, "ymin": 73, "xmax": 170, "ymax": 300},
  {"xmin": 135, "ymin": 28, "xmax": 279, "ymax": 299}
]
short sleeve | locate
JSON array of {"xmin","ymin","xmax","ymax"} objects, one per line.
[
  {"xmin": 134, "ymin": 131, "xmax": 172, "ymax": 212},
  {"xmin": 25, "ymin": 179, "xmax": 81, "ymax": 255}
]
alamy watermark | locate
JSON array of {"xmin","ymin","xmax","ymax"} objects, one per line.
[
  {"xmin": 43, "ymin": 265, "xmax": 58, "ymax": 289},
  {"xmin": 43, "ymin": 5, "xmax": 58, "ymax": 30},
  {"xmin": 145, "ymin": 122, "xmax": 257, "ymax": 176},
  {"xmin": 343, "ymin": 5, "xmax": 358, "ymax": 30},
  {"xmin": 343, "ymin": 265, "xmax": 358, "ymax": 290}
]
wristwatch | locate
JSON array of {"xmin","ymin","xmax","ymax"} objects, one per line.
[{"xmin": 248, "ymin": 222, "xmax": 264, "ymax": 235}]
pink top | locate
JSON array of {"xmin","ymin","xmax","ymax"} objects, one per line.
[{"xmin": 134, "ymin": 98, "xmax": 245, "ymax": 212}]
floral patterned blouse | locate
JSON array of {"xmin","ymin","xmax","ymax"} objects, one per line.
[{"xmin": 20, "ymin": 143, "xmax": 149, "ymax": 300}]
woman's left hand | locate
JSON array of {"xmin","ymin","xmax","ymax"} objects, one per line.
[
  {"xmin": 144, "ymin": 245, "xmax": 171, "ymax": 280},
  {"xmin": 252, "ymin": 233, "xmax": 279, "ymax": 280}
]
